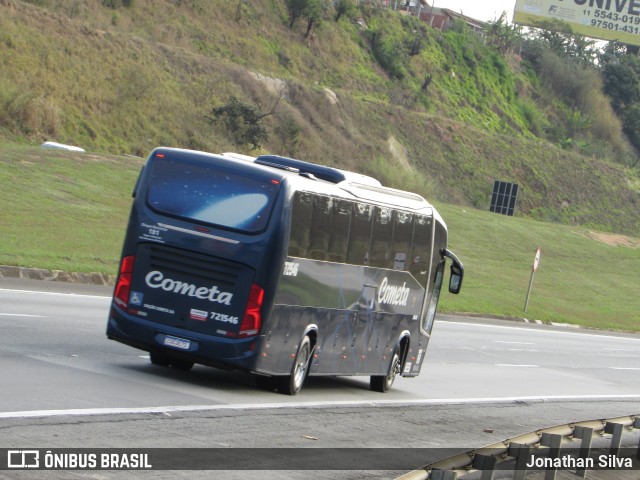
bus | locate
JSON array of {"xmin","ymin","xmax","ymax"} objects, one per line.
[{"xmin": 106, "ymin": 147, "xmax": 463, "ymax": 395}]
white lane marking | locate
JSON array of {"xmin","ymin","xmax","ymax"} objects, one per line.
[
  {"xmin": 0, "ymin": 313, "xmax": 45, "ymax": 318},
  {"xmin": 441, "ymin": 320, "xmax": 640, "ymax": 342},
  {"xmin": 494, "ymin": 341, "xmax": 536, "ymax": 345},
  {"xmin": 0, "ymin": 288, "xmax": 110, "ymax": 300},
  {"xmin": 496, "ymin": 364, "xmax": 539, "ymax": 368},
  {"xmin": 610, "ymin": 367, "xmax": 640, "ymax": 370},
  {"xmin": 2, "ymin": 395, "xmax": 640, "ymax": 419}
]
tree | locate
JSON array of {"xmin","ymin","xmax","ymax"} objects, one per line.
[
  {"xmin": 600, "ymin": 53, "xmax": 640, "ymax": 155},
  {"xmin": 334, "ymin": 0, "xmax": 356, "ymax": 22},
  {"xmin": 598, "ymin": 41, "xmax": 629, "ymax": 66},
  {"xmin": 622, "ymin": 103, "xmax": 640, "ymax": 153},
  {"xmin": 206, "ymin": 97, "xmax": 270, "ymax": 149},
  {"xmin": 602, "ymin": 55, "xmax": 640, "ymax": 111},
  {"xmin": 303, "ymin": 0, "xmax": 325, "ymax": 39},
  {"xmin": 285, "ymin": 0, "xmax": 328, "ymax": 37},
  {"xmin": 524, "ymin": 20, "xmax": 597, "ymax": 65},
  {"xmin": 285, "ymin": 0, "xmax": 307, "ymax": 28},
  {"xmin": 484, "ymin": 12, "xmax": 524, "ymax": 55}
]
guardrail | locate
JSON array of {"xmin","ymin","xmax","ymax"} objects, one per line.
[{"xmin": 397, "ymin": 414, "xmax": 640, "ymax": 480}]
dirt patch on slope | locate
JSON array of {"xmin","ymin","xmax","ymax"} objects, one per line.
[{"xmin": 581, "ymin": 231, "xmax": 640, "ymax": 248}]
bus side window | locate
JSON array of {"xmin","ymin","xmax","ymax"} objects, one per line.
[
  {"xmin": 347, "ymin": 203, "xmax": 373, "ymax": 266},
  {"xmin": 288, "ymin": 192, "xmax": 313, "ymax": 257},
  {"xmin": 392, "ymin": 211, "xmax": 413, "ymax": 271},
  {"xmin": 308, "ymin": 195, "xmax": 332, "ymax": 260},
  {"xmin": 328, "ymin": 199, "xmax": 351, "ymax": 263},
  {"xmin": 410, "ymin": 215, "xmax": 432, "ymax": 286},
  {"xmin": 370, "ymin": 206, "xmax": 393, "ymax": 269}
]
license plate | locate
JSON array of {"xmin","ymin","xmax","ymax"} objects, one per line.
[{"xmin": 163, "ymin": 335, "xmax": 191, "ymax": 350}]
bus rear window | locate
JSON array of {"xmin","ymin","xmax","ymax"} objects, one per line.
[{"xmin": 147, "ymin": 156, "xmax": 279, "ymax": 233}]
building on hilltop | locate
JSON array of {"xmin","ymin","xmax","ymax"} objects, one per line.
[{"xmin": 398, "ymin": 1, "xmax": 486, "ymax": 36}]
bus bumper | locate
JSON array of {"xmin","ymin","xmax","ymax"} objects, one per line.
[{"xmin": 106, "ymin": 305, "xmax": 258, "ymax": 371}]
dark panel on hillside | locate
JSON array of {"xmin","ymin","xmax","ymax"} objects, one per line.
[{"xmin": 490, "ymin": 180, "xmax": 519, "ymax": 216}]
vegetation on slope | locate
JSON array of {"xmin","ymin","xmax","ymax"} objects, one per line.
[{"xmin": 0, "ymin": 0, "xmax": 638, "ymax": 236}]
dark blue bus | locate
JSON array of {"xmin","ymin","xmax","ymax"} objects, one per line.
[{"xmin": 107, "ymin": 147, "xmax": 463, "ymax": 395}]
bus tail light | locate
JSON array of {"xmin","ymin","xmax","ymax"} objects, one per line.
[
  {"xmin": 238, "ymin": 283, "xmax": 264, "ymax": 337},
  {"xmin": 114, "ymin": 255, "xmax": 135, "ymax": 309}
]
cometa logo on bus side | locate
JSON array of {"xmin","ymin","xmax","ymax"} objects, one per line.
[
  {"xmin": 145, "ymin": 271, "xmax": 234, "ymax": 305},
  {"xmin": 377, "ymin": 277, "xmax": 411, "ymax": 307}
]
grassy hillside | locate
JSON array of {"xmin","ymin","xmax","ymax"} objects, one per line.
[
  {"xmin": 0, "ymin": 1, "xmax": 638, "ymax": 330},
  {"xmin": 0, "ymin": 143, "xmax": 140, "ymax": 272},
  {"xmin": 0, "ymin": 0, "xmax": 638, "ymax": 236},
  {"xmin": 0, "ymin": 143, "xmax": 638, "ymax": 331}
]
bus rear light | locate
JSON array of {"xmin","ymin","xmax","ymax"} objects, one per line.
[
  {"xmin": 114, "ymin": 255, "xmax": 135, "ymax": 309},
  {"xmin": 238, "ymin": 283, "xmax": 264, "ymax": 337}
]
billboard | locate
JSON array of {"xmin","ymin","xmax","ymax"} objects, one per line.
[{"xmin": 513, "ymin": 0, "xmax": 640, "ymax": 46}]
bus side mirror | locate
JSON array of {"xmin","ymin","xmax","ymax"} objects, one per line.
[{"xmin": 441, "ymin": 248, "xmax": 464, "ymax": 295}]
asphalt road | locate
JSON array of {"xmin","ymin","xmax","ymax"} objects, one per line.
[{"xmin": 0, "ymin": 278, "xmax": 639, "ymax": 479}]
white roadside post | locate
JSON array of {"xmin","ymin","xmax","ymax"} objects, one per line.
[{"xmin": 524, "ymin": 247, "xmax": 541, "ymax": 313}]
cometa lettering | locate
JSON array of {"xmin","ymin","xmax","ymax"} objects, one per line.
[
  {"xmin": 574, "ymin": 0, "xmax": 640, "ymax": 15},
  {"xmin": 378, "ymin": 277, "xmax": 411, "ymax": 306},
  {"xmin": 145, "ymin": 271, "xmax": 233, "ymax": 305}
]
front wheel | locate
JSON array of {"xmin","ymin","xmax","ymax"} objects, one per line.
[
  {"xmin": 370, "ymin": 348, "xmax": 401, "ymax": 393},
  {"xmin": 276, "ymin": 335, "xmax": 311, "ymax": 396}
]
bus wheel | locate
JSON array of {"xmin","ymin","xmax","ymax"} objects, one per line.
[
  {"xmin": 370, "ymin": 348, "xmax": 400, "ymax": 393},
  {"xmin": 150, "ymin": 351, "xmax": 194, "ymax": 371},
  {"xmin": 276, "ymin": 335, "xmax": 311, "ymax": 395}
]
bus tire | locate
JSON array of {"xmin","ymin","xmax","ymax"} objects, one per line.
[
  {"xmin": 370, "ymin": 348, "xmax": 400, "ymax": 393},
  {"xmin": 276, "ymin": 335, "xmax": 311, "ymax": 395},
  {"xmin": 150, "ymin": 351, "xmax": 194, "ymax": 371}
]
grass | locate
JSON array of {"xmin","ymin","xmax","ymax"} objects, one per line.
[
  {"xmin": 0, "ymin": 143, "xmax": 142, "ymax": 273},
  {"xmin": 437, "ymin": 203, "xmax": 640, "ymax": 331},
  {"xmin": 0, "ymin": 142, "xmax": 638, "ymax": 332}
]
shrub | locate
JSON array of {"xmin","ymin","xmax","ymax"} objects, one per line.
[
  {"xmin": 100, "ymin": 0, "xmax": 134, "ymax": 9},
  {"xmin": 206, "ymin": 97, "xmax": 270, "ymax": 150}
]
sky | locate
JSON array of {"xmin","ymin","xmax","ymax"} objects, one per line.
[{"xmin": 435, "ymin": 1, "xmax": 518, "ymax": 23}]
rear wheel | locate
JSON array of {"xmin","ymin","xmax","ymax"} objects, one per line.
[
  {"xmin": 150, "ymin": 351, "xmax": 194, "ymax": 371},
  {"xmin": 370, "ymin": 348, "xmax": 401, "ymax": 393},
  {"xmin": 276, "ymin": 335, "xmax": 311, "ymax": 395}
]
